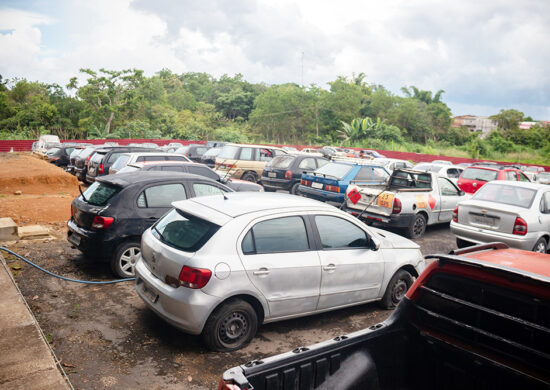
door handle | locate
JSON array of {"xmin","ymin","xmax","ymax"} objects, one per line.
[
  {"xmin": 253, "ymin": 268, "xmax": 270, "ymax": 276},
  {"xmin": 323, "ymin": 264, "xmax": 336, "ymax": 271}
]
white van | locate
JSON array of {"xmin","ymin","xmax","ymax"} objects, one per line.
[{"xmin": 33, "ymin": 135, "xmax": 61, "ymax": 155}]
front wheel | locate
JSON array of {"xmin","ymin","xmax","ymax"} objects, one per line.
[
  {"xmin": 533, "ymin": 237, "xmax": 547, "ymax": 253},
  {"xmin": 405, "ymin": 214, "xmax": 427, "ymax": 239},
  {"xmin": 380, "ymin": 269, "xmax": 414, "ymax": 309},
  {"xmin": 111, "ymin": 240, "xmax": 141, "ymax": 278},
  {"xmin": 202, "ymin": 299, "xmax": 258, "ymax": 352},
  {"xmin": 241, "ymin": 172, "xmax": 257, "ymax": 183}
]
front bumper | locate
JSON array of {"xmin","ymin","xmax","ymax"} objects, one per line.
[
  {"xmin": 299, "ymin": 185, "xmax": 345, "ymax": 203},
  {"xmin": 450, "ymin": 221, "xmax": 539, "ymax": 251},
  {"xmin": 134, "ymin": 258, "xmax": 221, "ymax": 335}
]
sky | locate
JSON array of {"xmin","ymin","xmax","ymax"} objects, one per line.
[{"xmin": 0, "ymin": 0, "xmax": 549, "ymax": 119}]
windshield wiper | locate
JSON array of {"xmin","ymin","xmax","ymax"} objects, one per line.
[
  {"xmin": 474, "ymin": 178, "xmax": 489, "ymax": 182},
  {"xmin": 78, "ymin": 184, "xmax": 88, "ymax": 202}
]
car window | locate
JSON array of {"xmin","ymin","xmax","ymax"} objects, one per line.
[
  {"xmin": 196, "ymin": 147, "xmax": 208, "ymax": 156},
  {"xmin": 315, "ymin": 163, "xmax": 352, "ymax": 179},
  {"xmin": 111, "ymin": 155, "xmax": 130, "ymax": 169},
  {"xmin": 243, "ymin": 216, "xmax": 309, "ymax": 254},
  {"xmin": 137, "ymin": 183, "xmax": 187, "ymax": 208},
  {"xmin": 473, "ymin": 183, "xmax": 536, "ymax": 208},
  {"xmin": 188, "ymin": 165, "xmax": 219, "ymax": 181},
  {"xmin": 239, "ymin": 147, "xmax": 254, "ymax": 160},
  {"xmin": 258, "ymin": 148, "xmax": 274, "ymax": 161},
  {"xmin": 90, "ymin": 152, "xmax": 105, "ymax": 163},
  {"xmin": 316, "ymin": 159, "xmax": 329, "ymax": 168},
  {"xmin": 193, "ymin": 183, "xmax": 225, "ymax": 197},
  {"xmin": 298, "ymin": 158, "xmax": 316, "ymax": 170},
  {"xmin": 541, "ymin": 192, "xmax": 550, "ymax": 213},
  {"xmin": 315, "ymin": 215, "xmax": 369, "ymax": 249},
  {"xmin": 161, "ymin": 166, "xmax": 185, "ymax": 172},
  {"xmin": 518, "ymin": 172, "xmax": 530, "ymax": 182},
  {"xmin": 143, "ymin": 156, "xmax": 166, "ymax": 162},
  {"xmin": 373, "ymin": 167, "xmax": 389, "ymax": 180},
  {"xmin": 81, "ymin": 181, "xmax": 120, "ymax": 206},
  {"xmin": 438, "ymin": 177, "xmax": 459, "ymax": 196},
  {"xmin": 218, "ymin": 145, "xmax": 239, "ymax": 159},
  {"xmin": 270, "ymin": 155, "xmax": 294, "ymax": 169},
  {"xmin": 107, "ymin": 152, "xmax": 124, "ymax": 163},
  {"xmin": 461, "ymin": 168, "xmax": 498, "ymax": 181},
  {"xmin": 446, "ymin": 168, "xmax": 460, "ymax": 178},
  {"xmin": 506, "ymin": 171, "xmax": 518, "ymax": 181},
  {"xmin": 355, "ymin": 167, "xmax": 373, "ymax": 181},
  {"xmin": 166, "ymin": 155, "xmax": 187, "ymax": 161}
]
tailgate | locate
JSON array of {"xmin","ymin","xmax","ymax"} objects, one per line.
[{"xmin": 347, "ymin": 186, "xmax": 394, "ymax": 216}]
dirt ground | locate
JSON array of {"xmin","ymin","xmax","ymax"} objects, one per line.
[{"xmin": 0, "ymin": 153, "xmax": 458, "ymax": 389}]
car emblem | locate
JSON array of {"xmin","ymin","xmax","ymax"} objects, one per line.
[{"xmin": 481, "ymin": 209, "xmax": 486, "ymax": 213}]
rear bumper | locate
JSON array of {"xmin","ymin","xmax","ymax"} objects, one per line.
[
  {"xmin": 66, "ymin": 218, "xmax": 118, "ymax": 261},
  {"xmin": 450, "ymin": 221, "xmax": 539, "ymax": 251},
  {"xmin": 261, "ymin": 177, "xmax": 292, "ymax": 190},
  {"xmin": 134, "ymin": 258, "xmax": 221, "ymax": 335},
  {"xmin": 299, "ymin": 185, "xmax": 345, "ymax": 203}
]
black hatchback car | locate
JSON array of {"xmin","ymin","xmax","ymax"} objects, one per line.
[
  {"xmin": 67, "ymin": 171, "xmax": 232, "ymax": 277},
  {"xmin": 261, "ymin": 154, "xmax": 329, "ymax": 194},
  {"xmin": 47, "ymin": 146, "xmax": 76, "ymax": 167},
  {"xmin": 174, "ymin": 144, "xmax": 209, "ymax": 163},
  {"xmin": 86, "ymin": 146, "xmax": 157, "ymax": 183}
]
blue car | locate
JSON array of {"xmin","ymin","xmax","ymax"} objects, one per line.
[{"xmin": 299, "ymin": 161, "xmax": 390, "ymax": 203}]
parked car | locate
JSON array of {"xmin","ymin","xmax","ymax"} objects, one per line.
[
  {"xmin": 32, "ymin": 134, "xmax": 61, "ymax": 156},
  {"xmin": 300, "ymin": 147, "xmax": 324, "ymax": 157},
  {"xmin": 299, "ymin": 161, "xmax": 390, "ymax": 203},
  {"xmin": 134, "ymin": 192, "xmax": 425, "ymax": 351},
  {"xmin": 46, "ymin": 145, "xmax": 76, "ymax": 167},
  {"xmin": 431, "ymin": 159, "xmax": 452, "ymax": 165},
  {"xmin": 536, "ymin": 171, "xmax": 550, "ymax": 185},
  {"xmin": 214, "ymin": 143, "xmax": 286, "ymax": 183},
  {"xmin": 86, "ymin": 146, "xmax": 157, "ymax": 182},
  {"xmin": 372, "ymin": 158, "xmax": 413, "ymax": 172},
  {"xmin": 73, "ymin": 146, "xmax": 102, "ymax": 182},
  {"xmin": 67, "ymin": 171, "xmax": 233, "ymax": 278},
  {"xmin": 346, "ymin": 168, "xmax": 467, "ymax": 238},
  {"xmin": 261, "ymin": 154, "xmax": 329, "ymax": 194},
  {"xmin": 281, "ymin": 146, "xmax": 299, "ymax": 153},
  {"xmin": 220, "ymin": 243, "xmax": 550, "ymax": 389},
  {"xmin": 451, "ymin": 181, "xmax": 550, "ymax": 252},
  {"xmin": 116, "ymin": 161, "xmax": 264, "ymax": 192},
  {"xmin": 205, "ymin": 140, "xmax": 227, "ymax": 148},
  {"xmin": 66, "ymin": 147, "xmax": 84, "ymax": 174},
  {"xmin": 414, "ymin": 162, "xmax": 464, "ymax": 184},
  {"xmin": 457, "ymin": 164, "xmax": 530, "ymax": 194},
  {"xmin": 200, "ymin": 147, "xmax": 221, "ymax": 168},
  {"xmin": 360, "ymin": 149, "xmax": 386, "ymax": 158},
  {"xmin": 108, "ymin": 152, "xmax": 190, "ymax": 174},
  {"xmin": 174, "ymin": 144, "xmax": 209, "ymax": 163}
]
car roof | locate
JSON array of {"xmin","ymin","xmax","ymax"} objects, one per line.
[
  {"xmin": 96, "ymin": 171, "xmax": 212, "ymax": 187},
  {"xmin": 128, "ymin": 161, "xmax": 201, "ymax": 168},
  {"xmin": 224, "ymin": 143, "xmax": 284, "ymax": 150},
  {"xmin": 122, "ymin": 152, "xmax": 171, "ymax": 157},
  {"xmin": 173, "ymin": 192, "xmax": 335, "ymax": 219}
]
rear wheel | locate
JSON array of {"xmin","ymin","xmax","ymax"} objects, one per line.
[
  {"xmin": 380, "ymin": 270, "xmax": 414, "ymax": 309},
  {"xmin": 241, "ymin": 172, "xmax": 257, "ymax": 183},
  {"xmin": 111, "ymin": 240, "xmax": 141, "ymax": 278},
  {"xmin": 533, "ymin": 237, "xmax": 547, "ymax": 253},
  {"xmin": 405, "ymin": 214, "xmax": 427, "ymax": 239},
  {"xmin": 202, "ymin": 299, "xmax": 258, "ymax": 352},
  {"xmin": 290, "ymin": 182, "xmax": 301, "ymax": 195}
]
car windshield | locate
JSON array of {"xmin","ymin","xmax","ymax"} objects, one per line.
[
  {"xmin": 314, "ymin": 163, "xmax": 352, "ymax": 179},
  {"xmin": 269, "ymin": 155, "xmax": 294, "ymax": 169},
  {"xmin": 218, "ymin": 145, "xmax": 240, "ymax": 159},
  {"xmin": 472, "ymin": 183, "xmax": 536, "ymax": 208},
  {"xmin": 461, "ymin": 167, "xmax": 498, "ymax": 182},
  {"xmin": 153, "ymin": 209, "xmax": 220, "ymax": 252},
  {"xmin": 538, "ymin": 172, "xmax": 550, "ymax": 179},
  {"xmin": 203, "ymin": 148, "xmax": 220, "ymax": 157},
  {"xmin": 81, "ymin": 181, "xmax": 120, "ymax": 206}
]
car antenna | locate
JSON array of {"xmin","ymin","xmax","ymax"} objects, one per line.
[
  {"xmin": 222, "ymin": 192, "xmax": 228, "ymax": 200},
  {"xmin": 78, "ymin": 184, "xmax": 88, "ymax": 202}
]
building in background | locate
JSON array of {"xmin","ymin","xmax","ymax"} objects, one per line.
[{"xmin": 451, "ymin": 115, "xmax": 497, "ymax": 137}]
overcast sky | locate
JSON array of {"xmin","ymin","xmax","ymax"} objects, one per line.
[{"xmin": 1, "ymin": 0, "xmax": 549, "ymax": 119}]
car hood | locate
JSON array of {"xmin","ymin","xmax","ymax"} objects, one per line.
[{"xmin": 370, "ymin": 227, "xmax": 420, "ymax": 249}]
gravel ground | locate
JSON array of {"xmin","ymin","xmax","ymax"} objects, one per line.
[{"xmin": 4, "ymin": 222, "xmax": 456, "ymax": 390}]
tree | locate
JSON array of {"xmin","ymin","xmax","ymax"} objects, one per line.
[
  {"xmin": 67, "ymin": 68, "xmax": 144, "ymax": 135},
  {"xmin": 401, "ymin": 86, "xmax": 445, "ymax": 104},
  {"xmin": 490, "ymin": 109, "xmax": 524, "ymax": 130}
]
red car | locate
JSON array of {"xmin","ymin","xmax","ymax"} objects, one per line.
[{"xmin": 457, "ymin": 164, "xmax": 530, "ymax": 194}]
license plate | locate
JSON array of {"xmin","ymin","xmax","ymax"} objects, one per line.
[
  {"xmin": 472, "ymin": 215, "xmax": 494, "ymax": 226},
  {"xmin": 312, "ymin": 182, "xmax": 324, "ymax": 189},
  {"xmin": 142, "ymin": 283, "xmax": 159, "ymax": 303},
  {"xmin": 377, "ymin": 192, "xmax": 394, "ymax": 208},
  {"xmin": 68, "ymin": 233, "xmax": 81, "ymax": 246},
  {"xmin": 268, "ymin": 172, "xmax": 277, "ymax": 178}
]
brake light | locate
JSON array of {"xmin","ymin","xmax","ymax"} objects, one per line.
[
  {"xmin": 91, "ymin": 216, "xmax": 114, "ymax": 229},
  {"xmin": 513, "ymin": 217, "xmax": 527, "ymax": 235},
  {"xmin": 70, "ymin": 205, "xmax": 74, "ymax": 217},
  {"xmin": 85, "ymin": 155, "xmax": 91, "ymax": 166},
  {"xmin": 452, "ymin": 206, "xmax": 458, "ymax": 222},
  {"xmin": 285, "ymin": 170, "xmax": 292, "ymax": 180},
  {"xmin": 325, "ymin": 185, "xmax": 340, "ymax": 193},
  {"xmin": 178, "ymin": 266, "xmax": 212, "ymax": 289},
  {"xmin": 218, "ymin": 380, "xmax": 242, "ymax": 390},
  {"xmin": 392, "ymin": 198, "xmax": 402, "ymax": 214},
  {"xmin": 98, "ymin": 163, "xmax": 104, "ymax": 174},
  {"xmin": 301, "ymin": 179, "xmax": 311, "ymax": 186}
]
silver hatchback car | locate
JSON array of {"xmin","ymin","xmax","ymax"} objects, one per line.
[
  {"xmin": 451, "ymin": 181, "xmax": 550, "ymax": 252},
  {"xmin": 134, "ymin": 193, "xmax": 425, "ymax": 351}
]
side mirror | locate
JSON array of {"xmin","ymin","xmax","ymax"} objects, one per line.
[
  {"xmin": 459, "ymin": 190, "xmax": 465, "ymax": 196},
  {"xmin": 370, "ymin": 235, "xmax": 381, "ymax": 251}
]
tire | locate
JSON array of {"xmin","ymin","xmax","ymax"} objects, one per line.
[
  {"xmin": 111, "ymin": 240, "xmax": 141, "ymax": 278},
  {"xmin": 241, "ymin": 172, "xmax": 257, "ymax": 183},
  {"xmin": 290, "ymin": 182, "xmax": 301, "ymax": 195},
  {"xmin": 456, "ymin": 238, "xmax": 473, "ymax": 249},
  {"xmin": 405, "ymin": 214, "xmax": 427, "ymax": 239},
  {"xmin": 532, "ymin": 237, "xmax": 547, "ymax": 253},
  {"xmin": 263, "ymin": 186, "xmax": 276, "ymax": 192},
  {"xmin": 380, "ymin": 269, "xmax": 414, "ymax": 309},
  {"xmin": 202, "ymin": 299, "xmax": 258, "ymax": 352}
]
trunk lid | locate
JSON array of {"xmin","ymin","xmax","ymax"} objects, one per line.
[{"xmin": 458, "ymin": 200, "xmax": 524, "ymax": 233}]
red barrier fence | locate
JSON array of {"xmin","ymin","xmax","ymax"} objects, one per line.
[{"xmin": 0, "ymin": 139, "xmax": 547, "ymax": 170}]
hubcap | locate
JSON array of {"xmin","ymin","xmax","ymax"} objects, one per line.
[
  {"xmin": 119, "ymin": 247, "xmax": 140, "ymax": 276},
  {"xmin": 413, "ymin": 217, "xmax": 425, "ymax": 236},
  {"xmin": 220, "ymin": 311, "xmax": 248, "ymax": 345},
  {"xmin": 392, "ymin": 279, "xmax": 408, "ymax": 302},
  {"xmin": 535, "ymin": 242, "xmax": 546, "ymax": 253}
]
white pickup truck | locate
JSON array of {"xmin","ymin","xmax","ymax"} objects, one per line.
[{"xmin": 346, "ymin": 168, "xmax": 468, "ymax": 238}]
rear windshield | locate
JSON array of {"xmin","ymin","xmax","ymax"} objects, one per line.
[
  {"xmin": 81, "ymin": 181, "xmax": 120, "ymax": 206},
  {"xmin": 461, "ymin": 167, "xmax": 498, "ymax": 182},
  {"xmin": 91, "ymin": 152, "xmax": 106, "ymax": 163},
  {"xmin": 218, "ymin": 145, "xmax": 240, "ymax": 159},
  {"xmin": 152, "ymin": 209, "xmax": 220, "ymax": 252},
  {"xmin": 111, "ymin": 155, "xmax": 130, "ymax": 169},
  {"xmin": 269, "ymin": 155, "xmax": 294, "ymax": 169},
  {"xmin": 473, "ymin": 183, "xmax": 536, "ymax": 208},
  {"xmin": 80, "ymin": 147, "xmax": 96, "ymax": 158},
  {"xmin": 314, "ymin": 163, "xmax": 352, "ymax": 179}
]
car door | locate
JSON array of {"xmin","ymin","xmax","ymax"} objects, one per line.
[
  {"xmin": 238, "ymin": 215, "xmax": 321, "ymax": 318},
  {"xmin": 539, "ymin": 191, "xmax": 550, "ymax": 233},
  {"xmin": 135, "ymin": 182, "xmax": 188, "ymax": 230},
  {"xmin": 438, "ymin": 177, "xmax": 463, "ymax": 222},
  {"xmin": 312, "ymin": 214, "xmax": 384, "ymax": 310}
]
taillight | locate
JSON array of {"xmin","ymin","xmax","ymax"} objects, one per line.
[
  {"xmin": 85, "ymin": 155, "xmax": 91, "ymax": 166},
  {"xmin": 218, "ymin": 380, "xmax": 242, "ymax": 390},
  {"xmin": 325, "ymin": 185, "xmax": 340, "ymax": 192},
  {"xmin": 98, "ymin": 163, "xmax": 104, "ymax": 174},
  {"xmin": 178, "ymin": 266, "xmax": 212, "ymax": 289},
  {"xmin": 513, "ymin": 217, "xmax": 527, "ymax": 235},
  {"xmin": 452, "ymin": 206, "xmax": 458, "ymax": 222},
  {"xmin": 70, "ymin": 205, "xmax": 74, "ymax": 217},
  {"xmin": 91, "ymin": 216, "xmax": 114, "ymax": 229},
  {"xmin": 392, "ymin": 198, "xmax": 402, "ymax": 214},
  {"xmin": 285, "ymin": 170, "xmax": 292, "ymax": 180},
  {"xmin": 301, "ymin": 179, "xmax": 311, "ymax": 186}
]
